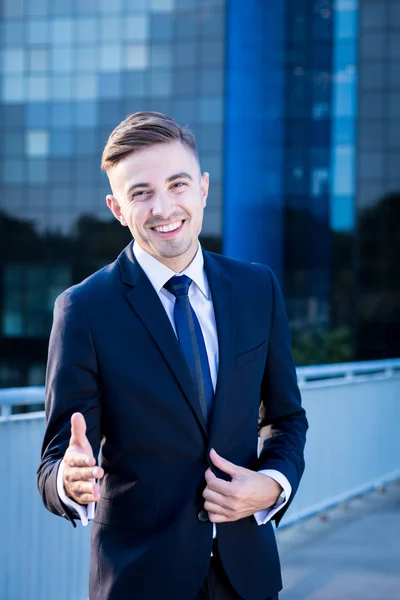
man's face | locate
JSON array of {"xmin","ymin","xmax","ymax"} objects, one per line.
[{"xmin": 106, "ymin": 141, "xmax": 209, "ymax": 269}]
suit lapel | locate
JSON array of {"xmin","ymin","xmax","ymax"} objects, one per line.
[
  {"xmin": 203, "ymin": 252, "xmax": 235, "ymax": 443},
  {"xmin": 118, "ymin": 243, "xmax": 207, "ymax": 435}
]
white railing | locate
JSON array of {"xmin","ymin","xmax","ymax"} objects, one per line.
[{"xmin": 1, "ymin": 359, "xmax": 400, "ymax": 600}]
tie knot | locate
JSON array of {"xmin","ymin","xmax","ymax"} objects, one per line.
[{"xmin": 164, "ymin": 275, "xmax": 192, "ymax": 298}]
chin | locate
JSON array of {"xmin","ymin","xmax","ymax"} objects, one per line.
[{"xmin": 159, "ymin": 241, "xmax": 193, "ymax": 259}]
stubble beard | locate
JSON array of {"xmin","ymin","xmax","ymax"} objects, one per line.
[{"xmin": 155, "ymin": 235, "xmax": 194, "ymax": 259}]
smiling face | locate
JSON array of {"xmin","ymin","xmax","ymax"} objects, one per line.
[{"xmin": 106, "ymin": 141, "xmax": 209, "ymax": 272}]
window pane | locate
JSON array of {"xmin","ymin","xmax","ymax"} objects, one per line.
[
  {"xmin": 5, "ymin": 132, "xmax": 24, "ymax": 155},
  {"xmin": 51, "ymin": 75, "xmax": 73, "ymax": 100},
  {"xmin": 75, "ymin": 74, "xmax": 98, "ymax": 99},
  {"xmin": 99, "ymin": 73, "xmax": 122, "ymax": 98},
  {"xmin": 27, "ymin": 0, "xmax": 49, "ymax": 18},
  {"xmin": 51, "ymin": 102, "xmax": 73, "ymax": 127},
  {"xmin": 200, "ymin": 69, "xmax": 223, "ymax": 95},
  {"xmin": 74, "ymin": 130, "xmax": 97, "ymax": 155},
  {"xmin": 49, "ymin": 160, "xmax": 73, "ymax": 184},
  {"xmin": 28, "ymin": 158, "xmax": 48, "ymax": 183},
  {"xmin": 26, "ymin": 130, "xmax": 49, "ymax": 157},
  {"xmin": 149, "ymin": 13, "xmax": 173, "ymax": 42},
  {"xmin": 3, "ymin": 0, "xmax": 24, "ymax": 18},
  {"xmin": 150, "ymin": 0, "xmax": 174, "ymax": 13},
  {"xmin": 51, "ymin": 47, "xmax": 73, "ymax": 72},
  {"xmin": 149, "ymin": 70, "xmax": 171, "ymax": 97},
  {"xmin": 124, "ymin": 44, "xmax": 148, "ymax": 70},
  {"xmin": 198, "ymin": 97, "xmax": 223, "ymax": 124},
  {"xmin": 101, "ymin": 16, "xmax": 122, "ymax": 42},
  {"xmin": 29, "ymin": 48, "xmax": 49, "ymax": 72},
  {"xmin": 173, "ymin": 42, "xmax": 196, "ymax": 68},
  {"xmin": 28, "ymin": 20, "xmax": 49, "ymax": 46},
  {"xmin": 2, "ymin": 160, "xmax": 24, "ymax": 184},
  {"xmin": 172, "ymin": 99, "xmax": 196, "ymax": 124},
  {"xmin": 2, "ymin": 76, "xmax": 25, "ymax": 102},
  {"xmin": 75, "ymin": 101, "xmax": 98, "ymax": 127},
  {"xmin": 122, "ymin": 71, "xmax": 145, "ymax": 97},
  {"xmin": 200, "ymin": 40, "xmax": 224, "ymax": 66},
  {"xmin": 25, "ymin": 103, "xmax": 49, "ymax": 127},
  {"xmin": 50, "ymin": 0, "xmax": 73, "ymax": 16},
  {"xmin": 4, "ymin": 21, "xmax": 25, "ymax": 46},
  {"xmin": 123, "ymin": 15, "xmax": 149, "ymax": 42},
  {"xmin": 51, "ymin": 130, "xmax": 73, "ymax": 156},
  {"xmin": 100, "ymin": 45, "xmax": 123, "ymax": 71},
  {"xmin": 76, "ymin": 0, "xmax": 97, "ymax": 15},
  {"xmin": 175, "ymin": 13, "xmax": 198, "ymax": 39},
  {"xmin": 173, "ymin": 69, "xmax": 196, "ymax": 96},
  {"xmin": 99, "ymin": 0, "xmax": 122, "ymax": 12},
  {"xmin": 76, "ymin": 18, "xmax": 98, "ymax": 44},
  {"xmin": 51, "ymin": 19, "xmax": 74, "ymax": 45},
  {"xmin": 28, "ymin": 76, "xmax": 49, "ymax": 101},
  {"xmin": 2, "ymin": 49, "xmax": 25, "ymax": 73},
  {"xmin": 359, "ymin": 32, "xmax": 385, "ymax": 60},
  {"xmin": 149, "ymin": 44, "xmax": 171, "ymax": 68}
]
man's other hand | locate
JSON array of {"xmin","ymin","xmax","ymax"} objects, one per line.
[
  {"xmin": 63, "ymin": 412, "xmax": 104, "ymax": 505},
  {"xmin": 203, "ymin": 448, "xmax": 282, "ymax": 523}
]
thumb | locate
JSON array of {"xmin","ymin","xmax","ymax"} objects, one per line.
[
  {"xmin": 70, "ymin": 412, "xmax": 89, "ymax": 450},
  {"xmin": 209, "ymin": 448, "xmax": 240, "ymax": 478}
]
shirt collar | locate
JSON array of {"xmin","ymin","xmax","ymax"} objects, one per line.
[{"xmin": 133, "ymin": 242, "xmax": 210, "ymax": 300}]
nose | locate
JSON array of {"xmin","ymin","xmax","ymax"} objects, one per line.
[{"xmin": 151, "ymin": 191, "xmax": 175, "ymax": 220}]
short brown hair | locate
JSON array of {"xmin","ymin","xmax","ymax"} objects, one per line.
[{"xmin": 101, "ymin": 111, "xmax": 199, "ymax": 172}]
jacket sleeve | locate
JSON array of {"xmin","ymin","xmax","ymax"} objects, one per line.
[
  {"xmin": 256, "ymin": 266, "xmax": 308, "ymax": 527},
  {"xmin": 37, "ymin": 289, "xmax": 102, "ymax": 527}
]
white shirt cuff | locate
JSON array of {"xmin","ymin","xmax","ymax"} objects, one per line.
[
  {"xmin": 253, "ymin": 469, "xmax": 292, "ymax": 525},
  {"xmin": 56, "ymin": 459, "xmax": 95, "ymax": 527}
]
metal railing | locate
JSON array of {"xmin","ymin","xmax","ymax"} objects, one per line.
[{"xmin": 1, "ymin": 359, "xmax": 400, "ymax": 600}]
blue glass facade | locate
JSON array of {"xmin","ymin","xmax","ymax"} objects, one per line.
[
  {"xmin": 224, "ymin": 0, "xmax": 286, "ymax": 280},
  {"xmin": 0, "ymin": 0, "xmax": 399, "ymax": 386}
]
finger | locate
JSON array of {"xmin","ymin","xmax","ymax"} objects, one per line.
[
  {"xmin": 204, "ymin": 500, "xmax": 228, "ymax": 516},
  {"xmin": 205, "ymin": 468, "xmax": 232, "ymax": 496},
  {"xmin": 65, "ymin": 450, "xmax": 96, "ymax": 468},
  {"xmin": 72, "ymin": 480, "xmax": 98, "ymax": 496},
  {"xmin": 203, "ymin": 487, "xmax": 229, "ymax": 507},
  {"xmin": 209, "ymin": 448, "xmax": 240, "ymax": 478},
  {"xmin": 75, "ymin": 491, "xmax": 100, "ymax": 504},
  {"xmin": 74, "ymin": 481, "xmax": 101, "ymax": 503},
  {"xmin": 70, "ymin": 412, "xmax": 90, "ymax": 450},
  {"xmin": 208, "ymin": 512, "xmax": 230, "ymax": 523},
  {"xmin": 68, "ymin": 466, "xmax": 104, "ymax": 482}
]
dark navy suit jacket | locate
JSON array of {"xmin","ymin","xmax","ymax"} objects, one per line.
[{"xmin": 37, "ymin": 242, "xmax": 308, "ymax": 600}]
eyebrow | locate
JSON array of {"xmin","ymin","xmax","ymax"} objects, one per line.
[{"xmin": 127, "ymin": 172, "xmax": 193, "ymax": 196}]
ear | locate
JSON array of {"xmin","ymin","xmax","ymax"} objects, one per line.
[
  {"xmin": 200, "ymin": 172, "xmax": 209, "ymax": 208},
  {"xmin": 106, "ymin": 195, "xmax": 127, "ymax": 226}
]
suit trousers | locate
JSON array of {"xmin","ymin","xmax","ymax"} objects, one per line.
[{"xmin": 194, "ymin": 541, "xmax": 279, "ymax": 600}]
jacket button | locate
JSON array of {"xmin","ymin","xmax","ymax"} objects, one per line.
[{"xmin": 198, "ymin": 509, "xmax": 209, "ymax": 523}]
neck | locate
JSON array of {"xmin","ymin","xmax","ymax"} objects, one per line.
[{"xmin": 162, "ymin": 245, "xmax": 199, "ymax": 273}]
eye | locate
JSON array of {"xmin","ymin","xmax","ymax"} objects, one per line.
[
  {"xmin": 172, "ymin": 181, "xmax": 187, "ymax": 189},
  {"xmin": 132, "ymin": 190, "xmax": 150, "ymax": 199}
]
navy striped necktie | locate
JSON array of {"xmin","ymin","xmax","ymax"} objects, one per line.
[{"xmin": 164, "ymin": 275, "xmax": 214, "ymax": 423}]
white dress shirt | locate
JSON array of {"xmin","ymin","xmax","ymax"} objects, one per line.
[{"xmin": 57, "ymin": 243, "xmax": 291, "ymax": 529}]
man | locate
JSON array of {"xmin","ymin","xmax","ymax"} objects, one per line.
[{"xmin": 38, "ymin": 112, "xmax": 308, "ymax": 600}]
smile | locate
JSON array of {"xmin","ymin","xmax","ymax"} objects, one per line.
[{"xmin": 152, "ymin": 220, "xmax": 183, "ymax": 233}]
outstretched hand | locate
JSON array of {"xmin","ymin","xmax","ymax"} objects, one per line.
[
  {"xmin": 203, "ymin": 449, "xmax": 282, "ymax": 523},
  {"xmin": 63, "ymin": 412, "xmax": 104, "ymax": 505}
]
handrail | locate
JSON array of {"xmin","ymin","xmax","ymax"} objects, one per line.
[
  {"xmin": 296, "ymin": 358, "xmax": 400, "ymax": 385},
  {"xmin": 1, "ymin": 359, "xmax": 399, "ymax": 416}
]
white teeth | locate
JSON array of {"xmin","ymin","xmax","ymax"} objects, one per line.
[{"xmin": 154, "ymin": 220, "xmax": 182, "ymax": 233}]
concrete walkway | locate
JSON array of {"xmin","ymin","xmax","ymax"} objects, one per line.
[{"xmin": 276, "ymin": 480, "xmax": 400, "ymax": 600}]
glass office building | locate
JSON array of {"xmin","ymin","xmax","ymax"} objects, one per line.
[{"xmin": 0, "ymin": 0, "xmax": 399, "ymax": 387}]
